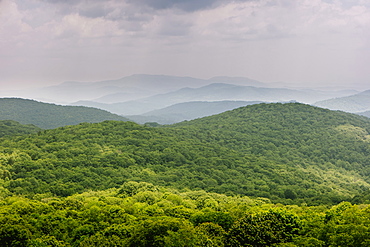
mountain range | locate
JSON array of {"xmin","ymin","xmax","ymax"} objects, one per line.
[
  {"xmin": 72, "ymin": 81, "xmax": 357, "ymax": 116},
  {"xmin": 2, "ymin": 74, "xmax": 369, "ymax": 126},
  {"xmin": 126, "ymin": 100, "xmax": 263, "ymax": 124},
  {"xmin": 3, "ymin": 74, "xmax": 266, "ymax": 104}
]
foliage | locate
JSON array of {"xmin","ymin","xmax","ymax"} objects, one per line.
[
  {"xmin": 0, "ymin": 98, "xmax": 128, "ymax": 129},
  {"xmin": 227, "ymin": 209, "xmax": 301, "ymax": 246},
  {"xmin": 0, "ymin": 186, "xmax": 369, "ymax": 246},
  {"xmin": 1, "ymin": 103, "xmax": 370, "ymax": 205},
  {"xmin": 0, "ymin": 120, "xmax": 41, "ymax": 138}
]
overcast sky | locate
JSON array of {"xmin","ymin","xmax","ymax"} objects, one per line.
[{"xmin": 1, "ymin": 0, "xmax": 370, "ymax": 90}]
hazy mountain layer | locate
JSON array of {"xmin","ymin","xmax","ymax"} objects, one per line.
[
  {"xmin": 358, "ymin": 111, "xmax": 370, "ymax": 118},
  {"xmin": 2, "ymin": 75, "xmax": 210, "ymax": 103},
  {"xmin": 314, "ymin": 90, "xmax": 370, "ymax": 113},
  {"xmin": 126, "ymin": 100, "xmax": 263, "ymax": 124},
  {"xmin": 0, "ymin": 98, "xmax": 128, "ymax": 129},
  {"xmin": 73, "ymin": 83, "xmax": 356, "ymax": 116},
  {"xmin": 207, "ymin": 76, "xmax": 267, "ymax": 87},
  {"xmin": 3, "ymin": 74, "xmax": 357, "ymax": 107}
]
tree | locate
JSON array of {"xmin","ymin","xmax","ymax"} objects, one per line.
[
  {"xmin": 126, "ymin": 217, "xmax": 199, "ymax": 247},
  {"xmin": 227, "ymin": 209, "xmax": 301, "ymax": 247},
  {"xmin": 0, "ymin": 224, "xmax": 31, "ymax": 247}
]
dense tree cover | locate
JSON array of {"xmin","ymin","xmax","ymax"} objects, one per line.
[
  {"xmin": 0, "ymin": 120, "xmax": 41, "ymax": 137},
  {"xmin": 1, "ymin": 183, "xmax": 370, "ymax": 246},
  {"xmin": 0, "ymin": 98, "xmax": 128, "ymax": 129},
  {"xmin": 170, "ymin": 103, "xmax": 370, "ymax": 204},
  {"xmin": 1, "ymin": 103, "xmax": 370, "ymax": 205},
  {"xmin": 2, "ymin": 102, "xmax": 370, "ymax": 245}
]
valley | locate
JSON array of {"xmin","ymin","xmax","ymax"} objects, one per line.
[{"xmin": 1, "ymin": 76, "xmax": 370, "ymax": 246}]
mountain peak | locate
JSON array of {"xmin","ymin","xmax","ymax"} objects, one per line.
[{"xmin": 208, "ymin": 76, "xmax": 266, "ymax": 87}]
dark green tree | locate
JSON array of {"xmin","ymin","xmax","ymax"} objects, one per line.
[{"xmin": 227, "ymin": 209, "xmax": 301, "ymax": 247}]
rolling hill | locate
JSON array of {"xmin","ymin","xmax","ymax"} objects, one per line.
[
  {"xmin": 314, "ymin": 90, "xmax": 370, "ymax": 113},
  {"xmin": 2, "ymin": 103, "xmax": 370, "ymax": 206},
  {"xmin": 0, "ymin": 120, "xmax": 41, "ymax": 137},
  {"xmin": 0, "ymin": 98, "xmax": 129, "ymax": 129}
]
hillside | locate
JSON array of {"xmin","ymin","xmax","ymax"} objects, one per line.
[
  {"xmin": 0, "ymin": 98, "xmax": 129, "ymax": 129},
  {"xmin": 314, "ymin": 90, "xmax": 370, "ymax": 113},
  {"xmin": 127, "ymin": 100, "xmax": 263, "ymax": 124},
  {"xmin": 1, "ymin": 103, "xmax": 370, "ymax": 206},
  {"xmin": 0, "ymin": 120, "xmax": 41, "ymax": 137}
]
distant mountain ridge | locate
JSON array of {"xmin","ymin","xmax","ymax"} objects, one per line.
[
  {"xmin": 72, "ymin": 82, "xmax": 356, "ymax": 116},
  {"xmin": 0, "ymin": 98, "xmax": 128, "ymax": 129},
  {"xmin": 314, "ymin": 90, "xmax": 370, "ymax": 113},
  {"xmin": 4, "ymin": 74, "xmax": 239, "ymax": 103},
  {"xmin": 207, "ymin": 76, "xmax": 267, "ymax": 87},
  {"xmin": 359, "ymin": 110, "xmax": 370, "ymax": 118},
  {"xmin": 1, "ymin": 74, "xmax": 363, "ymax": 124},
  {"xmin": 3, "ymin": 74, "xmax": 356, "ymax": 105},
  {"xmin": 126, "ymin": 100, "xmax": 263, "ymax": 124}
]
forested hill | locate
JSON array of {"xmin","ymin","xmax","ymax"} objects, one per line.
[
  {"xmin": 170, "ymin": 103, "xmax": 370, "ymax": 201},
  {"xmin": 0, "ymin": 120, "xmax": 41, "ymax": 137},
  {"xmin": 0, "ymin": 98, "xmax": 129, "ymax": 129},
  {"xmin": 1, "ymin": 103, "xmax": 370, "ymax": 205}
]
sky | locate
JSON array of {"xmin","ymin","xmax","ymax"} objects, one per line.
[{"xmin": 1, "ymin": 0, "xmax": 370, "ymax": 90}]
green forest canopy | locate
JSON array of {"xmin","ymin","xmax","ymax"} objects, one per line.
[
  {"xmin": 0, "ymin": 98, "xmax": 129, "ymax": 129},
  {"xmin": 0, "ymin": 120, "xmax": 41, "ymax": 138},
  {"xmin": 0, "ymin": 183, "xmax": 369, "ymax": 246},
  {"xmin": 1, "ymin": 103, "xmax": 370, "ymax": 205}
]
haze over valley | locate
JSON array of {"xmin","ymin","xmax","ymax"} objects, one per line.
[{"xmin": 1, "ymin": 74, "xmax": 365, "ymax": 124}]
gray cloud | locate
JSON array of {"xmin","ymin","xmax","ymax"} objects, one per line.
[
  {"xmin": 78, "ymin": 5, "xmax": 111, "ymax": 19},
  {"xmin": 127, "ymin": 0, "xmax": 220, "ymax": 12},
  {"xmin": 39, "ymin": 0, "xmax": 111, "ymax": 17},
  {"xmin": 1, "ymin": 0, "xmax": 369, "ymax": 90},
  {"xmin": 40, "ymin": 0, "xmax": 254, "ymax": 13},
  {"xmin": 157, "ymin": 18, "xmax": 192, "ymax": 37}
]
